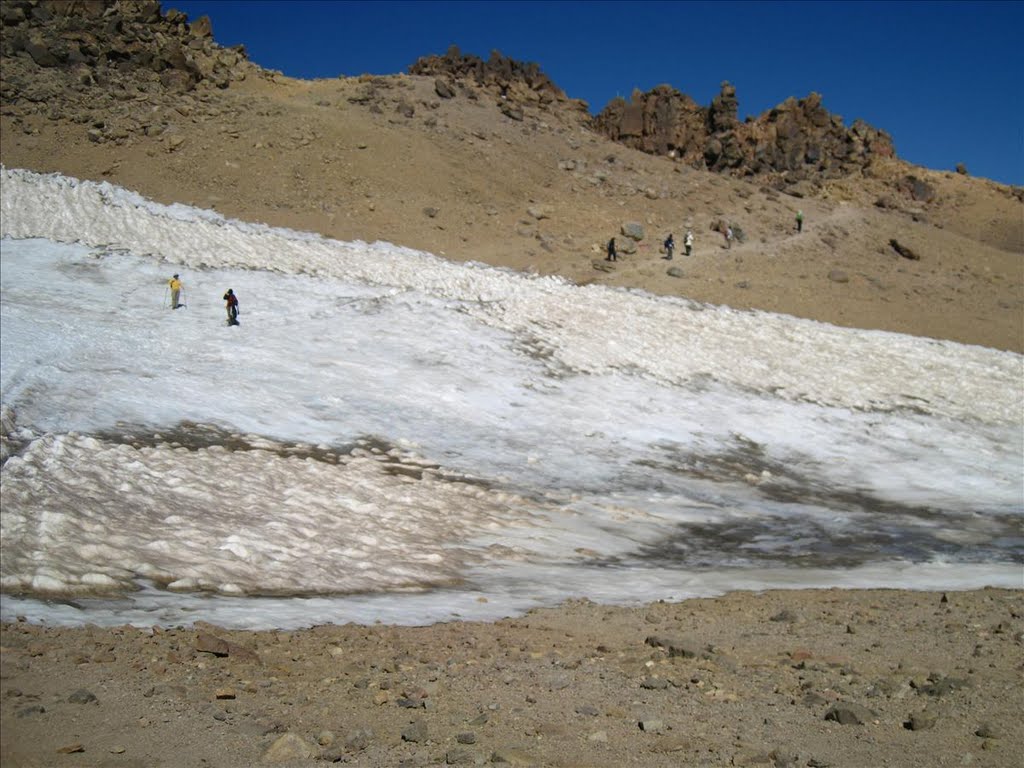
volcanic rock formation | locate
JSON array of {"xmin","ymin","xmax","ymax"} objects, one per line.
[{"xmin": 593, "ymin": 81, "xmax": 896, "ymax": 188}]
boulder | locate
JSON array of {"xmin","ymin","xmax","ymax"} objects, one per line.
[{"xmin": 620, "ymin": 222, "xmax": 645, "ymax": 240}]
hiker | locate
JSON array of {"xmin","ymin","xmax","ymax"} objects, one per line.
[
  {"xmin": 796, "ymin": 209, "xmax": 804, "ymax": 233},
  {"xmin": 724, "ymin": 225, "xmax": 734, "ymax": 250},
  {"xmin": 684, "ymin": 230, "xmax": 694, "ymax": 257},
  {"xmin": 663, "ymin": 233, "xmax": 675, "ymax": 260},
  {"xmin": 168, "ymin": 274, "xmax": 183, "ymax": 309},
  {"xmin": 223, "ymin": 288, "xmax": 239, "ymax": 326},
  {"xmin": 606, "ymin": 237, "xmax": 617, "ymax": 262}
]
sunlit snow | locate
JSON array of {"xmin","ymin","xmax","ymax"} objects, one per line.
[{"xmin": 1, "ymin": 167, "xmax": 1021, "ymax": 629}]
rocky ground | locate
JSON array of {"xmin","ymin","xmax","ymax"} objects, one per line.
[{"xmin": 2, "ymin": 589, "xmax": 1022, "ymax": 767}]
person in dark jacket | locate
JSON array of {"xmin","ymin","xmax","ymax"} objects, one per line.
[
  {"xmin": 223, "ymin": 289, "xmax": 239, "ymax": 326},
  {"xmin": 663, "ymin": 233, "xmax": 675, "ymax": 260},
  {"xmin": 606, "ymin": 237, "xmax": 617, "ymax": 262}
]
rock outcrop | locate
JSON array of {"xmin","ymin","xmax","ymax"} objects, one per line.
[
  {"xmin": 409, "ymin": 45, "xmax": 588, "ymax": 117},
  {"xmin": 593, "ymin": 81, "xmax": 896, "ymax": 188},
  {"xmin": 0, "ymin": 0, "xmax": 256, "ymax": 144}
]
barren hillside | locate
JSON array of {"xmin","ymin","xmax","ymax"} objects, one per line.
[{"xmin": 1, "ymin": 0, "xmax": 1022, "ymax": 352}]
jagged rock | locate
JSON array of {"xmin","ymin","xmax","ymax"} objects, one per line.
[
  {"xmin": 0, "ymin": 0, "xmax": 253, "ymax": 120},
  {"xmin": 410, "ymin": 45, "xmax": 588, "ymax": 118},
  {"xmin": 189, "ymin": 15, "xmax": 212, "ymax": 38},
  {"xmin": 594, "ymin": 82, "xmax": 895, "ymax": 187}
]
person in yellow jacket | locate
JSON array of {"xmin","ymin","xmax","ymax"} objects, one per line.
[{"xmin": 168, "ymin": 274, "xmax": 183, "ymax": 309}]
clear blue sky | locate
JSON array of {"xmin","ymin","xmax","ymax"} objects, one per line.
[{"xmin": 172, "ymin": 0, "xmax": 1023, "ymax": 185}]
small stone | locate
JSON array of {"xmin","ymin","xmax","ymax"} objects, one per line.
[
  {"xmin": 587, "ymin": 730, "xmax": 608, "ymax": 743},
  {"xmin": 401, "ymin": 719, "xmax": 428, "ymax": 743},
  {"xmin": 640, "ymin": 677, "xmax": 669, "ymax": 690},
  {"xmin": 824, "ymin": 702, "xmax": 873, "ymax": 725},
  {"xmin": 445, "ymin": 747, "xmax": 475, "ymax": 765},
  {"xmin": 489, "ymin": 747, "xmax": 537, "ymax": 765},
  {"xmin": 57, "ymin": 743, "xmax": 85, "ymax": 754},
  {"xmin": 644, "ymin": 635, "xmax": 700, "ymax": 658},
  {"xmin": 345, "ymin": 727, "xmax": 374, "ymax": 751},
  {"xmin": 456, "ymin": 732, "xmax": 476, "ymax": 744},
  {"xmin": 827, "ymin": 269, "xmax": 849, "ymax": 283},
  {"xmin": 195, "ymin": 632, "xmax": 229, "ymax": 656},
  {"xmin": 975, "ymin": 722, "xmax": 1000, "ymax": 739},
  {"xmin": 638, "ymin": 718, "xmax": 665, "ymax": 732},
  {"xmin": 68, "ymin": 688, "xmax": 98, "ymax": 704},
  {"xmin": 904, "ymin": 712, "xmax": 937, "ymax": 731},
  {"xmin": 261, "ymin": 733, "xmax": 317, "ymax": 763},
  {"xmin": 317, "ymin": 729, "xmax": 335, "ymax": 746}
]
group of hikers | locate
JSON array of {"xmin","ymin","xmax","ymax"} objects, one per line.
[
  {"xmin": 167, "ymin": 274, "xmax": 239, "ymax": 326},
  {"xmin": 606, "ymin": 228, "xmax": 695, "ymax": 263},
  {"xmin": 605, "ymin": 210, "xmax": 804, "ymax": 263}
]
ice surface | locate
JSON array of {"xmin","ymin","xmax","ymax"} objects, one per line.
[{"xmin": 1, "ymin": 167, "xmax": 1021, "ymax": 629}]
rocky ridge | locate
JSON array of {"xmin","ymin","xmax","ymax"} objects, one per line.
[
  {"xmin": 0, "ymin": 0, "xmax": 258, "ymax": 146},
  {"xmin": 593, "ymin": 82, "xmax": 897, "ymax": 191}
]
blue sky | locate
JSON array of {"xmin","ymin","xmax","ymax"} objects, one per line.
[{"xmin": 172, "ymin": 1, "xmax": 1023, "ymax": 185}]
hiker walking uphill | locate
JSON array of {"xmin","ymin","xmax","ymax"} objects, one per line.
[
  {"xmin": 167, "ymin": 274, "xmax": 184, "ymax": 309},
  {"xmin": 796, "ymin": 209, "xmax": 804, "ymax": 233},
  {"xmin": 223, "ymin": 288, "xmax": 239, "ymax": 326},
  {"xmin": 663, "ymin": 233, "xmax": 675, "ymax": 260},
  {"xmin": 684, "ymin": 230, "xmax": 694, "ymax": 257},
  {"xmin": 606, "ymin": 237, "xmax": 618, "ymax": 262}
]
